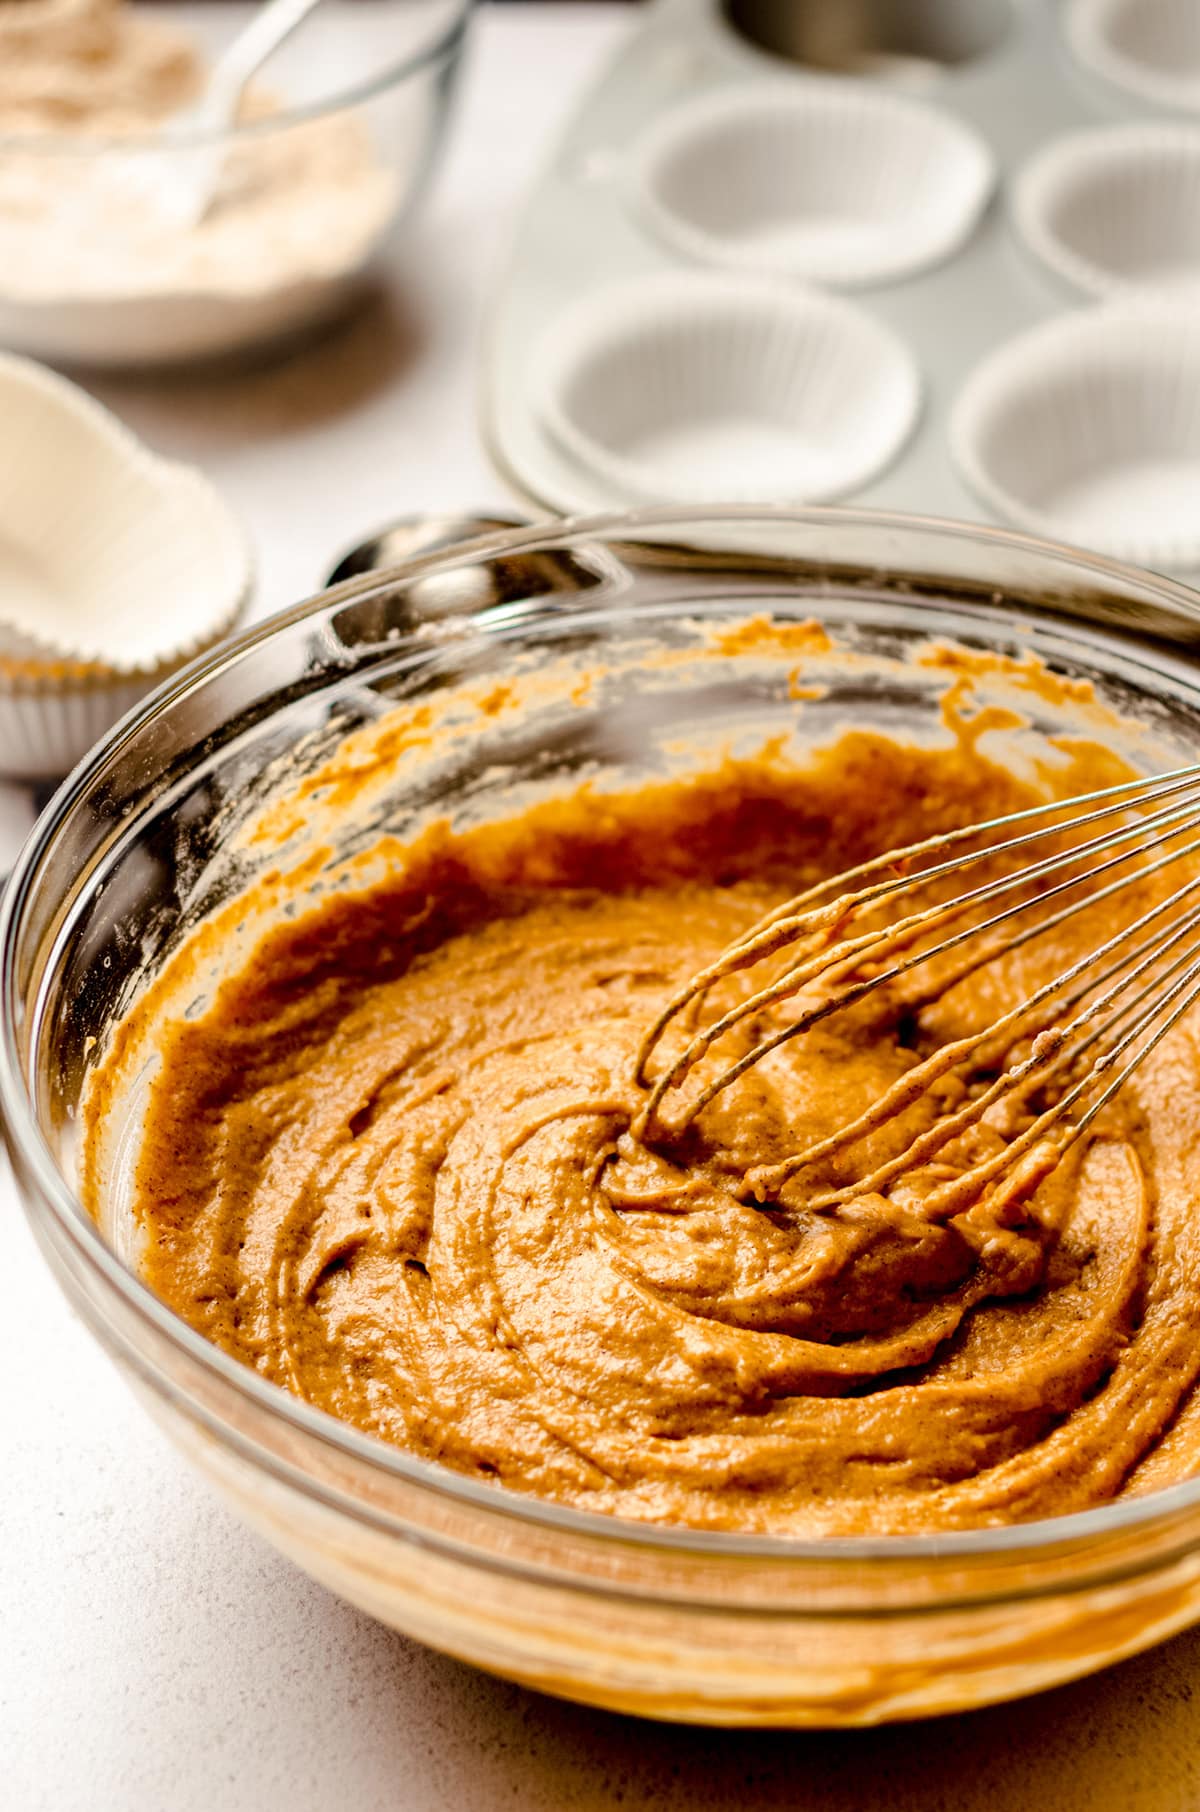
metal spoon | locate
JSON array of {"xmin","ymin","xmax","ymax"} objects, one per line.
[
  {"xmin": 325, "ymin": 512, "xmax": 530, "ymax": 587},
  {"xmin": 124, "ymin": 0, "xmax": 326, "ymax": 230}
]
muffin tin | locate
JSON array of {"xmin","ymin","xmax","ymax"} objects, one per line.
[{"xmin": 482, "ymin": 0, "xmax": 1200, "ymax": 576}]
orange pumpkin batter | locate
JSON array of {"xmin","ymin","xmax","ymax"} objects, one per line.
[{"xmin": 81, "ymin": 706, "xmax": 1200, "ymax": 1537}]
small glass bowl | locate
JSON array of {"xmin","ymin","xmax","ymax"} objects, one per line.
[
  {"xmin": 9, "ymin": 507, "xmax": 1200, "ymax": 1728},
  {"xmin": 0, "ymin": 0, "xmax": 472, "ymax": 368}
]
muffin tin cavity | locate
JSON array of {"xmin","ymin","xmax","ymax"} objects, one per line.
[
  {"xmin": 1067, "ymin": 0, "xmax": 1200, "ymax": 114},
  {"xmin": 1015, "ymin": 125, "xmax": 1200, "ymax": 299},
  {"xmin": 722, "ymin": 0, "xmax": 1015, "ymax": 81},
  {"xmin": 536, "ymin": 274, "xmax": 920, "ymax": 506},
  {"xmin": 951, "ymin": 307, "xmax": 1200, "ymax": 570},
  {"xmin": 631, "ymin": 85, "xmax": 994, "ymax": 286}
]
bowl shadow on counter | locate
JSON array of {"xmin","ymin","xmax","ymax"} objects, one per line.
[
  {"xmin": 98, "ymin": 1456, "xmax": 1199, "ymax": 1812},
  {"xmin": 399, "ymin": 1619, "xmax": 1200, "ymax": 1811},
  {"xmin": 81, "ymin": 276, "xmax": 425, "ymax": 445},
  {"xmin": 103, "ymin": 1453, "xmax": 1200, "ymax": 1811}
]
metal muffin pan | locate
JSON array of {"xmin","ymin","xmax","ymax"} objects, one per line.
[{"xmin": 481, "ymin": 0, "xmax": 1200, "ymax": 576}]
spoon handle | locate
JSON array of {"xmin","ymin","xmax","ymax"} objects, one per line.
[{"xmin": 204, "ymin": 0, "xmax": 327, "ymax": 131}]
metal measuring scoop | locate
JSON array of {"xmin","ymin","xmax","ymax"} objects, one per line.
[{"xmin": 324, "ymin": 512, "xmax": 531, "ymax": 587}]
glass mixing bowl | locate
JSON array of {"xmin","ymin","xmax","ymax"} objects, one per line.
[
  {"xmin": 10, "ymin": 507, "xmax": 1200, "ymax": 1728},
  {"xmin": 0, "ymin": 0, "xmax": 472, "ymax": 367}
]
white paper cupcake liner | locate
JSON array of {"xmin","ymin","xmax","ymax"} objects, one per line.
[
  {"xmin": 949, "ymin": 305, "xmax": 1200, "ymax": 570},
  {"xmin": 628, "ymin": 84, "xmax": 995, "ymax": 289},
  {"xmin": 1066, "ymin": 0, "xmax": 1200, "ymax": 113},
  {"xmin": 0, "ymin": 619, "xmax": 238, "ymax": 781},
  {"xmin": 0, "ymin": 674, "xmax": 150, "ymax": 782},
  {"xmin": 535, "ymin": 274, "xmax": 922, "ymax": 508},
  {"xmin": 0, "ymin": 352, "xmax": 252, "ymax": 673},
  {"xmin": 1014, "ymin": 125, "xmax": 1200, "ymax": 299}
]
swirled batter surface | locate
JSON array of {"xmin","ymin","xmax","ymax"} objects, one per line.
[{"xmin": 91, "ymin": 731, "xmax": 1200, "ymax": 1535}]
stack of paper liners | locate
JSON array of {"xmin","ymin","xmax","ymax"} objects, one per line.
[{"xmin": 0, "ymin": 354, "xmax": 251, "ymax": 777}]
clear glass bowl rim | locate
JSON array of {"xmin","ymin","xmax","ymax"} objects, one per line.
[
  {"xmin": 0, "ymin": 0, "xmax": 475, "ymax": 154},
  {"xmin": 9, "ymin": 501, "xmax": 1200, "ymax": 1569}
]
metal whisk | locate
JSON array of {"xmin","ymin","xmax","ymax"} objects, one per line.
[{"xmin": 633, "ymin": 763, "xmax": 1200, "ymax": 1216}]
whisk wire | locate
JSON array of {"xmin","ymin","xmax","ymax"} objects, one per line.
[
  {"xmin": 635, "ymin": 761, "xmax": 1200, "ymax": 1217},
  {"xmin": 755, "ymin": 873, "xmax": 1200, "ymax": 1208},
  {"xmin": 637, "ymin": 772, "xmax": 1200, "ymax": 1099},
  {"xmin": 639, "ymin": 792, "xmax": 1200, "ymax": 1140}
]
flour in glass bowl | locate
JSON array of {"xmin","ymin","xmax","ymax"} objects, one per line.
[{"xmin": 0, "ymin": 0, "xmax": 402, "ymax": 363}]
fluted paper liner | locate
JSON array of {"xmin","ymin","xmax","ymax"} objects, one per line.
[
  {"xmin": 950, "ymin": 305, "xmax": 1200, "ymax": 569},
  {"xmin": 1066, "ymin": 0, "xmax": 1200, "ymax": 113},
  {"xmin": 535, "ymin": 273, "xmax": 921, "ymax": 508},
  {"xmin": 0, "ymin": 353, "xmax": 250, "ymax": 673},
  {"xmin": 0, "ymin": 669, "xmax": 163, "ymax": 782},
  {"xmin": 1015, "ymin": 124, "xmax": 1200, "ymax": 299},
  {"xmin": 629, "ymin": 83, "xmax": 994, "ymax": 288},
  {"xmin": 0, "ymin": 353, "xmax": 250, "ymax": 776}
]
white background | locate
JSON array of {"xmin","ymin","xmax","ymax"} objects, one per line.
[{"xmin": 5, "ymin": 7, "xmax": 1200, "ymax": 1807}]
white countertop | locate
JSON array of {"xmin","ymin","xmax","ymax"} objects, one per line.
[{"xmin": 6, "ymin": 7, "xmax": 1200, "ymax": 1808}]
